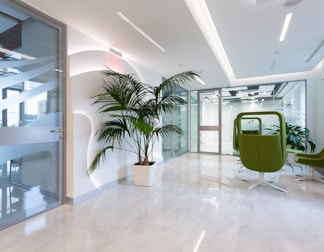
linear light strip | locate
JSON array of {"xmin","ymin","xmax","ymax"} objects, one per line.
[
  {"xmin": 185, "ymin": 1, "xmax": 309, "ymax": 85},
  {"xmin": 184, "ymin": 0, "xmax": 235, "ymax": 82},
  {"xmin": 279, "ymin": 13, "xmax": 292, "ymax": 42},
  {"xmin": 117, "ymin": 12, "xmax": 166, "ymax": 52},
  {"xmin": 195, "ymin": 75, "xmax": 206, "ymax": 85}
]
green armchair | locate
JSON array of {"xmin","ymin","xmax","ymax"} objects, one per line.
[
  {"xmin": 295, "ymin": 148, "xmax": 324, "ymax": 183},
  {"xmin": 233, "ymin": 111, "xmax": 287, "ymax": 192}
]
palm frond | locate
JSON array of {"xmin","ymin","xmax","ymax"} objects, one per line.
[
  {"xmin": 87, "ymin": 146, "xmax": 114, "ymax": 175},
  {"xmin": 148, "ymin": 71, "xmax": 196, "ymax": 115},
  {"xmin": 94, "ymin": 68, "xmax": 147, "ymax": 113},
  {"xmin": 154, "ymin": 124, "xmax": 183, "ymax": 139},
  {"xmin": 156, "ymin": 71, "xmax": 199, "ymax": 94},
  {"xmin": 96, "ymin": 119, "xmax": 130, "ymax": 144}
]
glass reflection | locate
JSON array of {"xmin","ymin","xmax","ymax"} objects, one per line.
[
  {"xmin": 0, "ymin": 0, "xmax": 64, "ymax": 229},
  {"xmin": 0, "ymin": 142, "xmax": 59, "ymax": 229},
  {"xmin": 162, "ymin": 87, "xmax": 188, "ymax": 160},
  {"xmin": 221, "ymin": 81, "xmax": 306, "ymax": 155},
  {"xmin": 190, "ymin": 80, "xmax": 306, "ymax": 155}
]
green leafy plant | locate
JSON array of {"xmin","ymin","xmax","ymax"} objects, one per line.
[
  {"xmin": 88, "ymin": 68, "xmax": 198, "ymax": 174},
  {"xmin": 267, "ymin": 122, "xmax": 316, "ymax": 153}
]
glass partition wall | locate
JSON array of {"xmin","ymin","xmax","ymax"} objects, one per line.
[
  {"xmin": 190, "ymin": 80, "xmax": 306, "ymax": 155},
  {"xmin": 0, "ymin": 0, "xmax": 65, "ymax": 229},
  {"xmin": 162, "ymin": 87, "xmax": 188, "ymax": 160}
]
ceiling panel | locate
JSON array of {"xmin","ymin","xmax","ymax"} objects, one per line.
[{"xmin": 17, "ymin": 0, "xmax": 324, "ymax": 89}]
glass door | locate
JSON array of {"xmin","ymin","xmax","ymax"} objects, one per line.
[
  {"xmin": 0, "ymin": 0, "xmax": 65, "ymax": 229},
  {"xmin": 198, "ymin": 89, "xmax": 221, "ymax": 153}
]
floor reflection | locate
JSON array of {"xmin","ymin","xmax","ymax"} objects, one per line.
[
  {"xmin": 0, "ymin": 173, "xmax": 57, "ymax": 230},
  {"xmin": 1, "ymin": 153, "xmax": 324, "ymax": 251}
]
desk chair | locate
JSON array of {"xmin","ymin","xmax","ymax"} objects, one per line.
[{"xmin": 295, "ymin": 148, "xmax": 324, "ymax": 183}]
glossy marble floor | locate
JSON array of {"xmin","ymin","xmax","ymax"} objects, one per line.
[{"xmin": 1, "ymin": 153, "xmax": 324, "ymax": 252}]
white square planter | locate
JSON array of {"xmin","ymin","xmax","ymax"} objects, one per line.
[{"xmin": 131, "ymin": 162, "xmax": 158, "ymax": 186}]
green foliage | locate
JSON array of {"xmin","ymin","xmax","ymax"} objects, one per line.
[
  {"xmin": 267, "ymin": 122, "xmax": 316, "ymax": 153},
  {"xmin": 88, "ymin": 68, "xmax": 198, "ymax": 174}
]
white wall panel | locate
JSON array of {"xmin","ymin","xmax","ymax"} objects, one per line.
[{"xmin": 66, "ymin": 27, "xmax": 162, "ymax": 203}]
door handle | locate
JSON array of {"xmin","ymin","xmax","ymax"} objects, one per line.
[{"xmin": 50, "ymin": 129, "xmax": 64, "ymax": 133}]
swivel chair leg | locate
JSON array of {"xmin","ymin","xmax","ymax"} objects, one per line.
[
  {"xmin": 248, "ymin": 172, "xmax": 287, "ymax": 193},
  {"xmin": 296, "ymin": 167, "xmax": 324, "ymax": 183}
]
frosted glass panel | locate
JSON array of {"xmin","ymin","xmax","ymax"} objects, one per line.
[
  {"xmin": 200, "ymin": 131, "xmax": 219, "ymax": 152},
  {"xmin": 198, "ymin": 90, "xmax": 220, "ymax": 153},
  {"xmin": 0, "ymin": 0, "xmax": 64, "ymax": 230}
]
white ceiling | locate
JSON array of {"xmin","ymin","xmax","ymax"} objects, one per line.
[{"xmin": 21, "ymin": 0, "xmax": 324, "ymax": 90}]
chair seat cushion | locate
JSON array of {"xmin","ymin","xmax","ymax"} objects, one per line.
[{"xmin": 295, "ymin": 148, "xmax": 324, "ymax": 168}]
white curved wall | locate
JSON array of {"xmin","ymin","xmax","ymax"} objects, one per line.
[{"xmin": 66, "ymin": 27, "xmax": 162, "ymax": 203}]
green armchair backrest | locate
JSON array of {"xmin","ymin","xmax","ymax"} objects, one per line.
[
  {"xmin": 233, "ymin": 111, "xmax": 286, "ymax": 172},
  {"xmin": 233, "ymin": 117, "xmax": 262, "ymax": 151}
]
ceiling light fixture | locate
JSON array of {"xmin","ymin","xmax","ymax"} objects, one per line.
[
  {"xmin": 185, "ymin": 0, "xmax": 306, "ymax": 85},
  {"xmin": 195, "ymin": 75, "xmax": 206, "ymax": 85},
  {"xmin": 184, "ymin": 0, "xmax": 235, "ymax": 82},
  {"xmin": 279, "ymin": 13, "xmax": 292, "ymax": 42},
  {"xmin": 117, "ymin": 12, "xmax": 166, "ymax": 53}
]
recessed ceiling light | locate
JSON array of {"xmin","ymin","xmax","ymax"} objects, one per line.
[
  {"xmin": 117, "ymin": 12, "xmax": 166, "ymax": 53},
  {"xmin": 279, "ymin": 13, "xmax": 292, "ymax": 42},
  {"xmin": 195, "ymin": 75, "xmax": 206, "ymax": 85}
]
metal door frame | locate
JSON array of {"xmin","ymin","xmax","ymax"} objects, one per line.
[{"xmin": 197, "ymin": 88, "xmax": 221, "ymax": 153}]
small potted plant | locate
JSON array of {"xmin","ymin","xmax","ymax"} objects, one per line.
[
  {"xmin": 268, "ymin": 122, "xmax": 316, "ymax": 152},
  {"xmin": 87, "ymin": 68, "xmax": 198, "ymax": 186}
]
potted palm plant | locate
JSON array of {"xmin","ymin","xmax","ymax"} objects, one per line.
[{"xmin": 87, "ymin": 68, "xmax": 198, "ymax": 186}]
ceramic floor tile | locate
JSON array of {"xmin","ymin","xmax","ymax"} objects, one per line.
[{"xmin": 1, "ymin": 153, "xmax": 324, "ymax": 252}]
